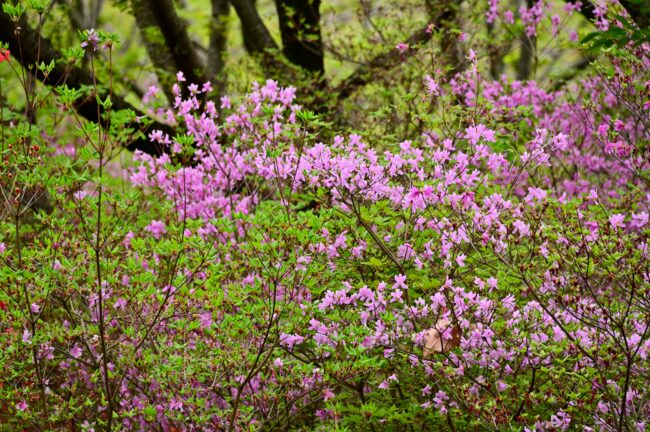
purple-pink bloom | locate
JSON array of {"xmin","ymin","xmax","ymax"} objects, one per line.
[
  {"xmin": 81, "ymin": 29, "xmax": 100, "ymax": 51},
  {"xmin": 609, "ymin": 213, "xmax": 625, "ymax": 229},
  {"xmin": 70, "ymin": 345, "xmax": 83, "ymax": 359},
  {"xmin": 396, "ymin": 43, "xmax": 409, "ymax": 53},
  {"xmin": 145, "ymin": 220, "xmax": 167, "ymax": 239}
]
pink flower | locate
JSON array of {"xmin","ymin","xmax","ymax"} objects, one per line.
[
  {"xmin": 465, "ymin": 124, "xmax": 496, "ymax": 144},
  {"xmin": 513, "ymin": 220, "xmax": 531, "ymax": 238},
  {"xmin": 609, "ymin": 214, "xmax": 625, "ymax": 229},
  {"xmin": 631, "ymin": 212, "xmax": 648, "ymax": 229},
  {"xmin": 0, "ymin": 243, "xmax": 5, "ymax": 254},
  {"xmin": 122, "ymin": 231, "xmax": 135, "ymax": 248},
  {"xmin": 424, "ymin": 75, "xmax": 440, "ymax": 96},
  {"xmin": 396, "ymin": 43, "xmax": 409, "ymax": 53},
  {"xmin": 169, "ymin": 398, "xmax": 184, "ymax": 411},
  {"xmin": 397, "ymin": 243, "xmax": 414, "ymax": 260},
  {"xmin": 80, "ymin": 29, "xmax": 100, "ymax": 51},
  {"xmin": 70, "ymin": 345, "xmax": 82, "ymax": 359},
  {"xmin": 550, "ymin": 410, "xmax": 571, "ymax": 431},
  {"xmin": 433, "ymin": 390, "xmax": 449, "ymax": 414},
  {"xmin": 145, "ymin": 220, "xmax": 167, "ymax": 239},
  {"xmin": 30, "ymin": 303, "xmax": 40, "ymax": 314},
  {"xmin": 143, "ymin": 85, "xmax": 160, "ymax": 104},
  {"xmin": 323, "ymin": 388, "xmax": 335, "ymax": 401},
  {"xmin": 279, "ymin": 333, "xmax": 305, "ymax": 350},
  {"xmin": 199, "ymin": 312, "xmax": 213, "ymax": 329},
  {"xmin": 16, "ymin": 400, "xmax": 28, "ymax": 411},
  {"xmin": 393, "ymin": 274, "xmax": 408, "ymax": 289}
]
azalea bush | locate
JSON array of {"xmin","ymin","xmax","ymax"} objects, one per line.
[{"xmin": 1, "ymin": 0, "xmax": 649, "ymax": 431}]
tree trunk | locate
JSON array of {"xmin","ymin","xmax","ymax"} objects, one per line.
[
  {"xmin": 130, "ymin": 0, "xmax": 178, "ymax": 101},
  {"xmin": 130, "ymin": 0, "xmax": 205, "ymax": 99},
  {"xmin": 275, "ymin": 0, "xmax": 324, "ymax": 76},
  {"xmin": 517, "ymin": 0, "xmax": 536, "ymax": 81},
  {"xmin": 208, "ymin": 0, "xmax": 230, "ymax": 97}
]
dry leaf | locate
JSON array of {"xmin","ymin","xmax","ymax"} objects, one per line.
[{"xmin": 422, "ymin": 319, "xmax": 460, "ymax": 357}]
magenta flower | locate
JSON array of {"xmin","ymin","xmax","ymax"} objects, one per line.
[
  {"xmin": 70, "ymin": 345, "xmax": 82, "ymax": 359},
  {"xmin": 81, "ymin": 29, "xmax": 100, "ymax": 51},
  {"xmin": 513, "ymin": 220, "xmax": 531, "ymax": 238},
  {"xmin": 609, "ymin": 214, "xmax": 625, "ymax": 229},
  {"xmin": 145, "ymin": 220, "xmax": 167, "ymax": 239},
  {"xmin": 392, "ymin": 274, "xmax": 408, "ymax": 289},
  {"xmin": 631, "ymin": 212, "xmax": 648, "ymax": 229},
  {"xmin": 395, "ymin": 43, "xmax": 409, "ymax": 53},
  {"xmin": 279, "ymin": 333, "xmax": 305, "ymax": 350}
]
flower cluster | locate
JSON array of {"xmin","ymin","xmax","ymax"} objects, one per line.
[{"xmin": 127, "ymin": 43, "xmax": 649, "ymax": 428}]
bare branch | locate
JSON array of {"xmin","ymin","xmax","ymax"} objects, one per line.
[{"xmin": 334, "ymin": 0, "xmax": 462, "ymax": 101}]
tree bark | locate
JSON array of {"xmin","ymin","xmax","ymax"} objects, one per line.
[
  {"xmin": 130, "ymin": 0, "xmax": 178, "ymax": 101},
  {"xmin": 130, "ymin": 0, "xmax": 206, "ymax": 100},
  {"xmin": 426, "ymin": 0, "xmax": 465, "ymax": 75},
  {"xmin": 231, "ymin": 0, "xmax": 278, "ymax": 53},
  {"xmin": 275, "ymin": 0, "xmax": 324, "ymax": 76},
  {"xmin": 487, "ymin": 23, "xmax": 506, "ymax": 79},
  {"xmin": 334, "ymin": 0, "xmax": 463, "ymax": 101},
  {"xmin": 333, "ymin": 25, "xmax": 434, "ymax": 101},
  {"xmin": 517, "ymin": 0, "xmax": 536, "ymax": 81},
  {"xmin": 146, "ymin": 0, "xmax": 206, "ymax": 86},
  {"xmin": 231, "ymin": 0, "xmax": 299, "ymax": 82},
  {"xmin": 208, "ymin": 0, "xmax": 230, "ymax": 96}
]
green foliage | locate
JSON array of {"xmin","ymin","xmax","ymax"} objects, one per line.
[{"xmin": 581, "ymin": 15, "xmax": 650, "ymax": 53}]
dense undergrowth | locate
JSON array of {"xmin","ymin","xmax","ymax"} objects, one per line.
[{"xmin": 0, "ymin": 0, "xmax": 649, "ymax": 431}]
